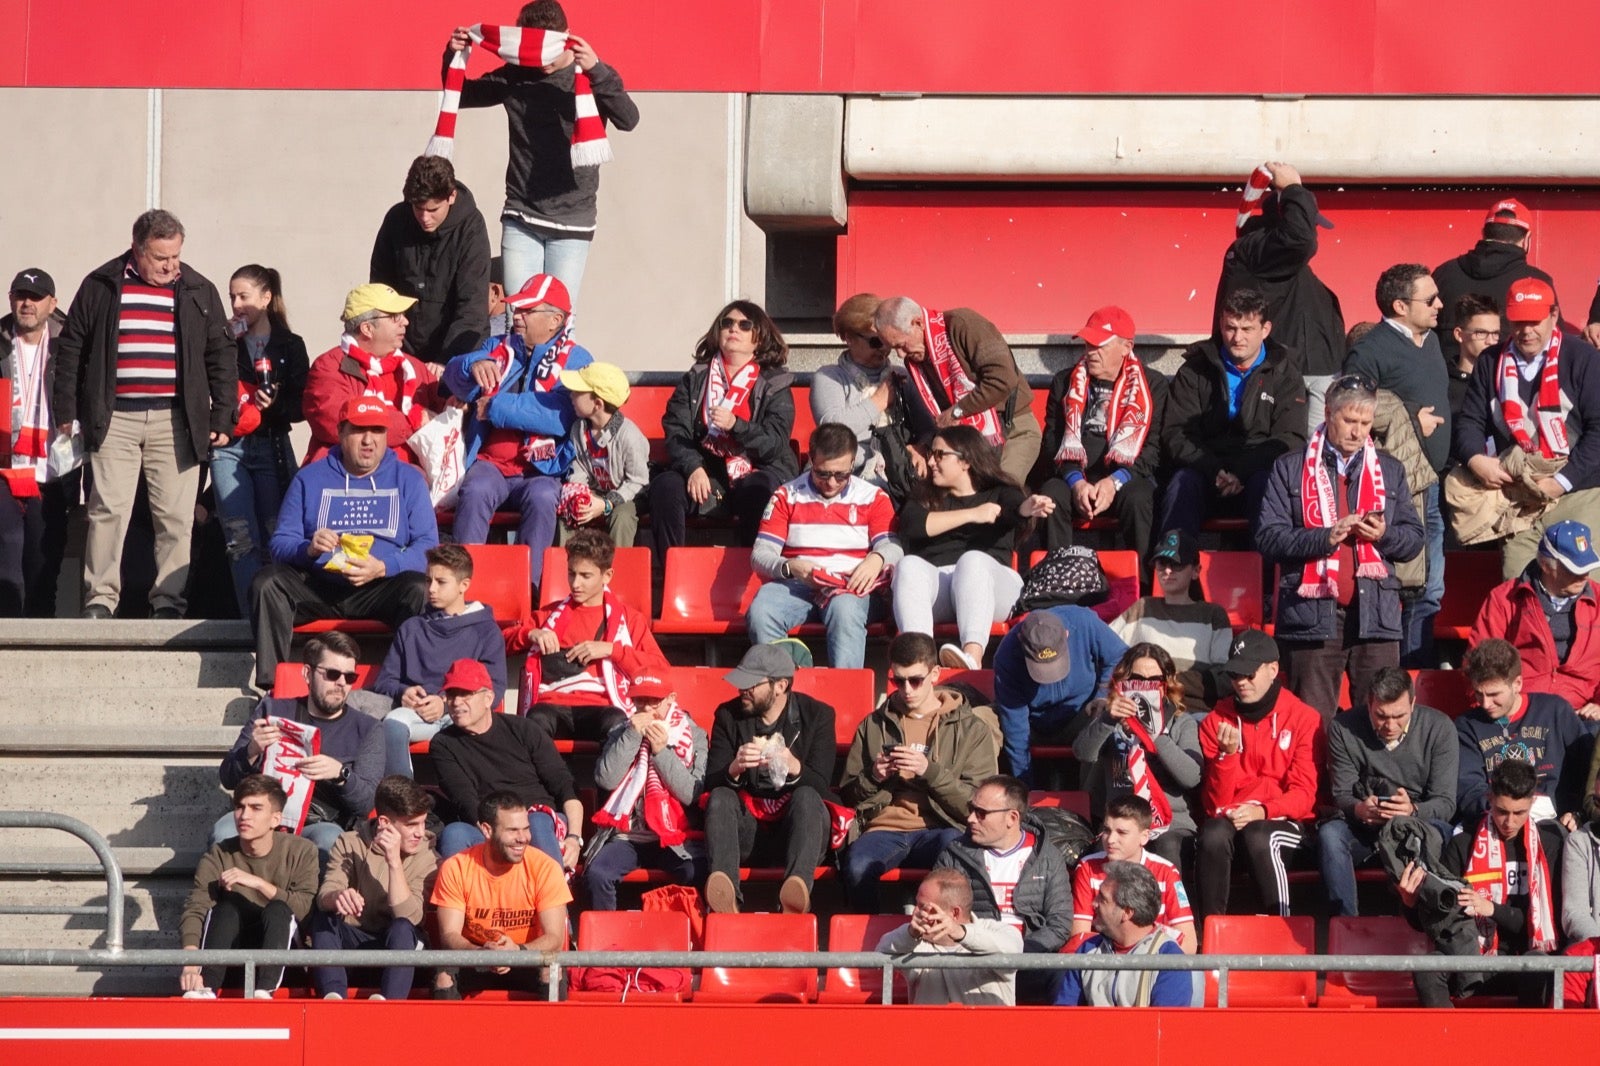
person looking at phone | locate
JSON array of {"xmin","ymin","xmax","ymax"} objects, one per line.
[
  {"xmin": 839, "ymin": 632, "xmax": 997, "ymax": 913},
  {"xmin": 1320, "ymin": 666, "xmax": 1458, "ymax": 917},
  {"xmin": 875, "ymin": 867, "xmax": 1022, "ymax": 1005},
  {"xmin": 1255, "ymin": 373, "xmax": 1424, "ymax": 719}
]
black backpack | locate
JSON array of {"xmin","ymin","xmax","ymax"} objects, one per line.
[
  {"xmin": 1029, "ymin": 805, "xmax": 1097, "ymax": 872},
  {"xmin": 1010, "ymin": 546, "xmax": 1110, "ymax": 617}
]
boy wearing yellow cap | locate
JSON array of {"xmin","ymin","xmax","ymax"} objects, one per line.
[{"xmin": 558, "ymin": 361, "xmax": 648, "ymax": 546}]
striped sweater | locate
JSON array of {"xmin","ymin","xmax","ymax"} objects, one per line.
[{"xmin": 115, "ymin": 263, "xmax": 177, "ymax": 406}]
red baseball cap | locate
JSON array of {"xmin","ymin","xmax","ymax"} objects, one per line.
[
  {"xmin": 1505, "ymin": 278, "xmax": 1557, "ymax": 322},
  {"xmin": 1484, "ymin": 198, "xmax": 1531, "ymax": 232},
  {"xmin": 440, "ymin": 658, "xmax": 493, "ymax": 693},
  {"xmin": 342, "ymin": 396, "xmax": 390, "ymax": 429},
  {"xmin": 1075, "ymin": 305, "xmax": 1136, "ymax": 347},
  {"xmin": 629, "ymin": 674, "xmax": 672, "ymax": 701},
  {"xmin": 505, "ymin": 273, "xmax": 573, "ymax": 315}
]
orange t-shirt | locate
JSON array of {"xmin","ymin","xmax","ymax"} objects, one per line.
[{"xmin": 429, "ymin": 842, "xmax": 573, "ymax": 946}]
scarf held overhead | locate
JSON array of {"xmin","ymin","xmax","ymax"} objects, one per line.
[
  {"xmin": 1297, "ymin": 426, "xmax": 1388, "ymax": 600},
  {"xmin": 1053, "ymin": 357, "xmax": 1154, "ymax": 467},
  {"xmin": 428, "ymin": 24, "xmax": 611, "ymax": 167}
]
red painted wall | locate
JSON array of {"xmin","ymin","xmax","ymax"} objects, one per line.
[
  {"xmin": 838, "ymin": 189, "xmax": 1600, "ymax": 335},
  {"xmin": 8, "ymin": 1, "xmax": 1600, "ymax": 92}
]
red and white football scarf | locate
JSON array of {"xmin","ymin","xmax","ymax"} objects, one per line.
[
  {"xmin": 736, "ymin": 791, "xmax": 856, "ymax": 851},
  {"xmin": 341, "ymin": 334, "xmax": 427, "ymax": 431},
  {"xmin": 593, "ymin": 704, "xmax": 695, "ymax": 845},
  {"xmin": 807, "ymin": 566, "xmax": 891, "ymax": 608},
  {"xmin": 906, "ymin": 310, "xmax": 1005, "ymax": 446},
  {"xmin": 1297, "ymin": 425, "xmax": 1387, "ymax": 599},
  {"xmin": 0, "ymin": 379, "xmax": 39, "ymax": 500},
  {"xmin": 1498, "ymin": 333, "xmax": 1569, "ymax": 459},
  {"xmin": 478, "ymin": 329, "xmax": 578, "ymax": 463},
  {"xmin": 1237, "ymin": 164, "xmax": 1274, "ymax": 231},
  {"xmin": 428, "ymin": 24, "xmax": 611, "ymax": 167},
  {"xmin": 9, "ymin": 334, "xmax": 50, "ymax": 466},
  {"xmin": 260, "ymin": 716, "xmax": 321, "ymax": 834},
  {"xmin": 702, "ymin": 356, "xmax": 758, "ymax": 482},
  {"xmin": 519, "ymin": 588, "xmax": 635, "ymax": 714},
  {"xmin": 1053, "ymin": 357, "xmax": 1154, "ymax": 467},
  {"xmin": 1463, "ymin": 813, "xmax": 1557, "ymax": 955},
  {"xmin": 1117, "ymin": 679, "xmax": 1172, "ymax": 834}
]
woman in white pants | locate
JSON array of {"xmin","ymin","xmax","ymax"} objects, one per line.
[{"xmin": 892, "ymin": 424, "xmax": 1054, "ymax": 669}]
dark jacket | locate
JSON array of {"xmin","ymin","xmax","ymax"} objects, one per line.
[
  {"xmin": 219, "ymin": 695, "xmax": 384, "ymax": 830},
  {"xmin": 1212, "ymin": 184, "xmax": 1345, "ymax": 377},
  {"xmin": 1, "ymin": 309, "xmax": 68, "ymax": 458},
  {"xmin": 661, "ymin": 362, "xmax": 798, "ymax": 482},
  {"xmin": 705, "ymin": 690, "xmax": 836, "ymax": 797},
  {"xmin": 369, "ymin": 181, "xmax": 491, "ymax": 363},
  {"xmin": 1434, "ymin": 240, "xmax": 1555, "ymax": 363},
  {"xmin": 52, "ymin": 255, "xmax": 237, "ymax": 455},
  {"xmin": 1256, "ymin": 443, "xmax": 1424, "ymax": 642},
  {"xmin": 934, "ymin": 815, "xmax": 1074, "ymax": 953},
  {"xmin": 1041, "ymin": 356, "xmax": 1167, "ymax": 483},
  {"xmin": 232, "ymin": 324, "xmax": 308, "ymax": 436},
  {"xmin": 1161, "ymin": 337, "xmax": 1307, "ymax": 483},
  {"xmin": 1452, "ymin": 333, "xmax": 1600, "ymax": 492},
  {"xmin": 447, "ymin": 50, "xmax": 640, "ymax": 236},
  {"xmin": 1345, "ymin": 321, "xmax": 1454, "ymax": 473},
  {"xmin": 1455, "ymin": 694, "xmax": 1592, "ymax": 821}
]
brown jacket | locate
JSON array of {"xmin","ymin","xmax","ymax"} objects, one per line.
[
  {"xmin": 1370, "ymin": 388, "xmax": 1436, "ymax": 587},
  {"xmin": 318, "ymin": 820, "xmax": 439, "ymax": 932},
  {"xmin": 906, "ymin": 308, "xmax": 1031, "ymax": 432}
]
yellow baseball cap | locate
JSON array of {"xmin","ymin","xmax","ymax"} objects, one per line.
[
  {"xmin": 342, "ymin": 283, "xmax": 417, "ymax": 321},
  {"xmin": 559, "ymin": 361, "xmax": 631, "ymax": 408}
]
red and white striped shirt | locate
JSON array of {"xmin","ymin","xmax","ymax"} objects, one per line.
[
  {"xmin": 1071, "ymin": 849, "xmax": 1194, "ymax": 927},
  {"xmin": 755, "ymin": 472, "xmax": 895, "ymax": 573},
  {"xmin": 115, "ymin": 263, "xmax": 177, "ymax": 404}
]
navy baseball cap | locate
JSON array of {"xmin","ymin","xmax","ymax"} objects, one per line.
[{"xmin": 1540, "ymin": 521, "xmax": 1600, "ymax": 575}]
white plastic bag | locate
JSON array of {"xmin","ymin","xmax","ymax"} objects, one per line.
[{"xmin": 409, "ymin": 406, "xmax": 466, "ymax": 509}]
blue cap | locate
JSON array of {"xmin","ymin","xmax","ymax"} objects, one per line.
[{"xmin": 1539, "ymin": 520, "xmax": 1600, "ymax": 575}]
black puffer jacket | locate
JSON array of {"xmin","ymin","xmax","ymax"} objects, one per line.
[
  {"xmin": 369, "ymin": 181, "xmax": 491, "ymax": 363},
  {"xmin": 1433, "ymin": 240, "xmax": 1556, "ymax": 362},
  {"xmin": 661, "ymin": 362, "xmax": 798, "ymax": 482},
  {"xmin": 1161, "ymin": 337, "xmax": 1307, "ymax": 483}
]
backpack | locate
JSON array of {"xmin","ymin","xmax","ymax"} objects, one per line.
[
  {"xmin": 1029, "ymin": 806, "xmax": 1097, "ymax": 872},
  {"xmin": 1010, "ymin": 546, "xmax": 1109, "ymax": 617}
]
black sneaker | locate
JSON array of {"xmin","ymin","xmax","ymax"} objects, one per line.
[
  {"xmin": 81, "ymin": 604, "xmax": 112, "ymax": 620},
  {"xmin": 152, "ymin": 607, "xmax": 182, "ymax": 621},
  {"xmin": 432, "ymin": 982, "xmax": 462, "ymax": 1001}
]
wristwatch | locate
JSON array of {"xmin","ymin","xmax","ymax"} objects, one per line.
[
  {"xmin": 565, "ymin": 833, "xmax": 584, "ymax": 848},
  {"xmin": 335, "ymin": 763, "xmax": 351, "ymax": 787}
]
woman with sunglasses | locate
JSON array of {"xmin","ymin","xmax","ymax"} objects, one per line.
[
  {"xmin": 809, "ymin": 293, "xmax": 925, "ymax": 503},
  {"xmin": 893, "ymin": 424, "xmax": 1054, "ymax": 670},
  {"xmin": 1073, "ymin": 642, "xmax": 1201, "ymax": 867},
  {"xmin": 649, "ymin": 301, "xmax": 796, "ymax": 561},
  {"xmin": 1111, "ymin": 530, "xmax": 1233, "ymax": 710}
]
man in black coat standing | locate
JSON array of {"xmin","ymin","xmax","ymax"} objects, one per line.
[{"xmin": 1433, "ymin": 197, "xmax": 1556, "ymax": 364}]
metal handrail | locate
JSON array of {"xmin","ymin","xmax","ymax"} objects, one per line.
[
  {"xmin": 0, "ymin": 812, "xmax": 124, "ymax": 954},
  {"xmin": 0, "ymin": 946, "xmax": 1590, "ymax": 1006}
]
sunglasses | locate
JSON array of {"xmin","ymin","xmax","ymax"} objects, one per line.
[
  {"xmin": 967, "ymin": 803, "xmax": 1009, "ymax": 819},
  {"xmin": 928, "ymin": 448, "xmax": 960, "ymax": 462},
  {"xmin": 855, "ymin": 333, "xmax": 885, "ymax": 350},
  {"xmin": 890, "ymin": 672, "xmax": 930, "ymax": 688},
  {"xmin": 315, "ymin": 667, "xmax": 359, "ymax": 685},
  {"xmin": 720, "ymin": 316, "xmax": 754, "ymax": 333},
  {"xmin": 1126, "ymin": 673, "xmax": 1164, "ymax": 682},
  {"xmin": 811, "ymin": 469, "xmax": 852, "ymax": 484},
  {"xmin": 1330, "ymin": 373, "xmax": 1378, "ymax": 394}
]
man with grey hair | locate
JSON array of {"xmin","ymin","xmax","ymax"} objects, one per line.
[
  {"xmin": 875, "ymin": 866, "xmax": 1022, "ymax": 1005},
  {"xmin": 52, "ymin": 209, "xmax": 237, "ymax": 619},
  {"xmin": 1054, "ymin": 860, "xmax": 1202, "ymax": 1007},
  {"xmin": 1256, "ymin": 374, "xmax": 1424, "ymax": 718},
  {"xmin": 874, "ymin": 296, "xmax": 1040, "ymax": 486}
]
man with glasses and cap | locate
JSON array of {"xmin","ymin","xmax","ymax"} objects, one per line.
[
  {"xmin": 1346, "ymin": 263, "xmax": 1452, "ymax": 668},
  {"xmin": 703, "ymin": 643, "xmax": 837, "ymax": 915},
  {"xmin": 1, "ymin": 267, "xmax": 81, "ymax": 617},
  {"xmin": 1257, "ymin": 373, "xmax": 1423, "ymax": 719},
  {"xmin": 1454, "ymin": 277, "xmax": 1600, "ymax": 579},
  {"xmin": 747, "ymin": 421, "xmax": 902, "ymax": 669}
]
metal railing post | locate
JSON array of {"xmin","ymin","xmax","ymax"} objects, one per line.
[
  {"xmin": 0, "ymin": 812, "xmax": 125, "ymax": 953},
  {"xmin": 882, "ymin": 962, "xmax": 895, "ymax": 1005},
  {"xmin": 1216, "ymin": 965, "xmax": 1228, "ymax": 1008}
]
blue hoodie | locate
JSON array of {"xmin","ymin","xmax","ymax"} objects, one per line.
[
  {"xmin": 271, "ymin": 447, "xmax": 439, "ymax": 576},
  {"xmin": 443, "ymin": 332, "xmax": 593, "ymax": 477},
  {"xmin": 372, "ymin": 602, "xmax": 508, "ymax": 708}
]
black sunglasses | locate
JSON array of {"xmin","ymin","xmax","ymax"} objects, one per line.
[
  {"xmin": 1330, "ymin": 373, "xmax": 1378, "ymax": 394},
  {"xmin": 856, "ymin": 333, "xmax": 885, "ymax": 350},
  {"xmin": 720, "ymin": 316, "xmax": 754, "ymax": 332},
  {"xmin": 316, "ymin": 667, "xmax": 359, "ymax": 685}
]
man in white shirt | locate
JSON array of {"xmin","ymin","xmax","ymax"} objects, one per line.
[{"xmin": 876, "ymin": 866, "xmax": 1022, "ymax": 1005}]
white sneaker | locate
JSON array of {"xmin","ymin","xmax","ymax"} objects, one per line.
[
  {"xmin": 251, "ymin": 989, "xmax": 273, "ymax": 1000},
  {"xmin": 939, "ymin": 644, "xmax": 977, "ymax": 670},
  {"xmin": 368, "ymin": 994, "xmax": 386, "ymax": 1001},
  {"xmin": 181, "ymin": 988, "xmax": 216, "ymax": 1000},
  {"xmin": 323, "ymin": 992, "xmax": 343, "ymax": 1000}
]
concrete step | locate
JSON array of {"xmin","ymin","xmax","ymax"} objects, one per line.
[
  {"xmin": 0, "ymin": 618, "xmax": 255, "ymax": 648},
  {"xmin": 0, "ymin": 725, "xmax": 240, "ymax": 755},
  {"xmin": 1, "ymin": 845, "xmax": 207, "ymax": 877},
  {"xmin": 0, "ymin": 965, "xmax": 174, "ymax": 998},
  {"xmin": 0, "ymin": 757, "xmax": 229, "ymax": 849},
  {"xmin": 0, "ymin": 648, "xmax": 258, "ymax": 689},
  {"xmin": 20, "ymin": 689, "xmax": 258, "ymax": 728}
]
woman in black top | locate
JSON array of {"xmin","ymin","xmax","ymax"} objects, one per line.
[{"xmin": 891, "ymin": 424, "xmax": 1053, "ymax": 669}]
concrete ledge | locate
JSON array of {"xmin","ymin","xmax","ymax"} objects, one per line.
[
  {"xmin": 746, "ymin": 94, "xmax": 847, "ymax": 231},
  {"xmin": 0, "ymin": 619, "xmax": 255, "ymax": 648},
  {"xmin": 0, "ymin": 726, "xmax": 240, "ymax": 755},
  {"xmin": 0, "ymin": 846, "xmax": 205, "ymax": 877}
]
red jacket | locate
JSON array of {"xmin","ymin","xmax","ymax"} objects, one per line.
[
  {"xmin": 1471, "ymin": 575, "xmax": 1600, "ymax": 709},
  {"xmin": 508, "ymin": 594, "xmax": 668, "ymax": 709},
  {"xmin": 301, "ymin": 344, "xmax": 443, "ymax": 464},
  {"xmin": 1198, "ymin": 686, "xmax": 1324, "ymax": 820}
]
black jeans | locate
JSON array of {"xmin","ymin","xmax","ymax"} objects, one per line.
[
  {"xmin": 0, "ymin": 469, "xmax": 82, "ymax": 617},
  {"xmin": 1195, "ymin": 815, "xmax": 1306, "ymax": 922},
  {"xmin": 198, "ymin": 893, "xmax": 297, "ymax": 991},
  {"xmin": 1039, "ymin": 472, "xmax": 1157, "ymax": 562},
  {"xmin": 526, "ymin": 702, "xmax": 628, "ymax": 743},
  {"xmin": 647, "ymin": 466, "xmax": 783, "ymax": 573},
  {"xmin": 583, "ymin": 838, "xmax": 705, "ymax": 911},
  {"xmin": 1414, "ymin": 965, "xmax": 1549, "ymax": 1008},
  {"xmin": 309, "ymin": 909, "xmax": 422, "ymax": 1000},
  {"xmin": 703, "ymin": 784, "xmax": 830, "ymax": 901},
  {"xmin": 249, "ymin": 565, "xmax": 429, "ymax": 688}
]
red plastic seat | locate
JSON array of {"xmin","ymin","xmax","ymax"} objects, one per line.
[
  {"xmin": 696, "ymin": 913, "xmax": 817, "ymax": 1003},
  {"xmin": 1201, "ymin": 915, "xmax": 1316, "ymax": 1007},
  {"xmin": 538, "ymin": 545, "xmax": 653, "ymax": 617},
  {"xmin": 1413, "ymin": 668, "xmax": 1473, "ymax": 719},
  {"xmin": 293, "ymin": 542, "xmax": 531, "ymax": 634},
  {"xmin": 654, "ymin": 547, "xmax": 760, "ymax": 636},
  {"xmin": 569, "ymin": 910, "xmax": 692, "ymax": 1003},
  {"xmin": 790, "ymin": 385, "xmax": 817, "ymax": 463},
  {"xmin": 1153, "ymin": 550, "xmax": 1263, "ymax": 631},
  {"xmin": 1319, "ymin": 915, "xmax": 1430, "ymax": 1008},
  {"xmin": 629, "ymin": 385, "xmax": 674, "ymax": 465},
  {"xmin": 1437, "ymin": 550, "xmax": 1505, "ymax": 640},
  {"xmin": 820, "ymin": 914, "xmax": 910, "ymax": 1004},
  {"xmin": 1027, "ymin": 790, "xmax": 1092, "ymax": 820}
]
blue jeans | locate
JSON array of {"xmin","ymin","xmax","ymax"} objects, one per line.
[
  {"xmin": 1319, "ymin": 815, "xmax": 1455, "ymax": 917},
  {"xmin": 439, "ymin": 813, "xmax": 562, "ymax": 863},
  {"xmin": 501, "ymin": 217, "xmax": 592, "ymax": 306},
  {"xmin": 381, "ymin": 711, "xmax": 448, "ymax": 778},
  {"xmin": 453, "ymin": 462, "xmax": 559, "ymax": 583},
  {"xmin": 746, "ymin": 579, "xmax": 880, "ymax": 669},
  {"xmin": 209, "ymin": 432, "xmax": 294, "ymax": 616},
  {"xmin": 310, "ymin": 910, "xmax": 422, "ymax": 999},
  {"xmin": 1400, "ymin": 482, "xmax": 1444, "ymax": 668},
  {"xmin": 841, "ymin": 827, "xmax": 963, "ymax": 913},
  {"xmin": 582, "ymin": 838, "xmax": 705, "ymax": 911}
]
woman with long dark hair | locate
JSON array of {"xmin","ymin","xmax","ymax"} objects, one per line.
[
  {"xmin": 891, "ymin": 424, "xmax": 1053, "ymax": 669},
  {"xmin": 213, "ymin": 265, "xmax": 308, "ymax": 615},
  {"xmin": 648, "ymin": 300, "xmax": 796, "ymax": 563}
]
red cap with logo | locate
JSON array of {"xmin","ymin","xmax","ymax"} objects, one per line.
[
  {"xmin": 1075, "ymin": 305, "xmax": 1136, "ymax": 347},
  {"xmin": 342, "ymin": 396, "xmax": 391, "ymax": 428},
  {"xmin": 1484, "ymin": 198, "xmax": 1531, "ymax": 232},
  {"xmin": 629, "ymin": 674, "xmax": 673, "ymax": 701},
  {"xmin": 505, "ymin": 273, "xmax": 573, "ymax": 315},
  {"xmin": 1505, "ymin": 277, "xmax": 1557, "ymax": 322}
]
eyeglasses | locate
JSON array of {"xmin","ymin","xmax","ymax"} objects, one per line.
[
  {"xmin": 720, "ymin": 316, "xmax": 754, "ymax": 332},
  {"xmin": 928, "ymin": 448, "xmax": 960, "ymax": 463},
  {"xmin": 967, "ymin": 803, "xmax": 1009, "ymax": 819},
  {"xmin": 1407, "ymin": 292, "xmax": 1444, "ymax": 306},
  {"xmin": 739, "ymin": 679, "xmax": 775, "ymax": 695},
  {"xmin": 811, "ymin": 469, "xmax": 852, "ymax": 484},
  {"xmin": 1465, "ymin": 328, "xmax": 1502, "ymax": 341},
  {"xmin": 1330, "ymin": 373, "xmax": 1377, "ymax": 394},
  {"xmin": 513, "ymin": 306, "xmax": 564, "ymax": 318},
  {"xmin": 890, "ymin": 672, "xmax": 930, "ymax": 687},
  {"xmin": 316, "ymin": 667, "xmax": 359, "ymax": 685},
  {"xmin": 853, "ymin": 333, "xmax": 885, "ymax": 350}
]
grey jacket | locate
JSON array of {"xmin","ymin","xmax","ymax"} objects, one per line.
[
  {"xmin": 593, "ymin": 714, "xmax": 709, "ymax": 859},
  {"xmin": 934, "ymin": 815, "xmax": 1074, "ymax": 953},
  {"xmin": 566, "ymin": 409, "xmax": 649, "ymax": 505},
  {"xmin": 1563, "ymin": 823, "xmax": 1600, "ymax": 942},
  {"xmin": 1073, "ymin": 705, "xmax": 1202, "ymax": 836}
]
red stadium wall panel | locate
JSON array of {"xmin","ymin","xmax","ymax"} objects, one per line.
[
  {"xmin": 838, "ymin": 188, "xmax": 1600, "ymax": 336},
  {"xmin": 6, "ymin": 0, "xmax": 1600, "ymax": 92}
]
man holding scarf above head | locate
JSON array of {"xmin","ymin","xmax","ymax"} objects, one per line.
[
  {"xmin": 443, "ymin": 272, "xmax": 589, "ymax": 585},
  {"xmin": 1039, "ymin": 305, "xmax": 1166, "ymax": 562},
  {"xmin": 1256, "ymin": 374, "xmax": 1424, "ymax": 720},
  {"xmin": 874, "ymin": 296, "xmax": 1040, "ymax": 487}
]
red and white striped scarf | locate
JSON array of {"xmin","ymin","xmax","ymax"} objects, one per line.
[
  {"xmin": 593, "ymin": 702, "xmax": 695, "ymax": 845},
  {"xmin": 702, "ymin": 356, "xmax": 758, "ymax": 482},
  {"xmin": 341, "ymin": 334, "xmax": 427, "ymax": 430},
  {"xmin": 520, "ymin": 587, "xmax": 635, "ymax": 714},
  {"xmin": 1118, "ymin": 680, "xmax": 1173, "ymax": 834},
  {"xmin": 1498, "ymin": 334, "xmax": 1569, "ymax": 459},
  {"xmin": 1464, "ymin": 813, "xmax": 1557, "ymax": 955},
  {"xmin": 1298, "ymin": 425, "xmax": 1387, "ymax": 599},
  {"xmin": 1237, "ymin": 164, "xmax": 1274, "ymax": 231},
  {"xmin": 906, "ymin": 310, "xmax": 1005, "ymax": 446},
  {"xmin": 261, "ymin": 716, "xmax": 321, "ymax": 835},
  {"xmin": 480, "ymin": 329, "xmax": 578, "ymax": 462},
  {"xmin": 1053, "ymin": 357, "xmax": 1154, "ymax": 467},
  {"xmin": 0, "ymin": 379, "xmax": 40, "ymax": 500},
  {"xmin": 427, "ymin": 24, "xmax": 611, "ymax": 167}
]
